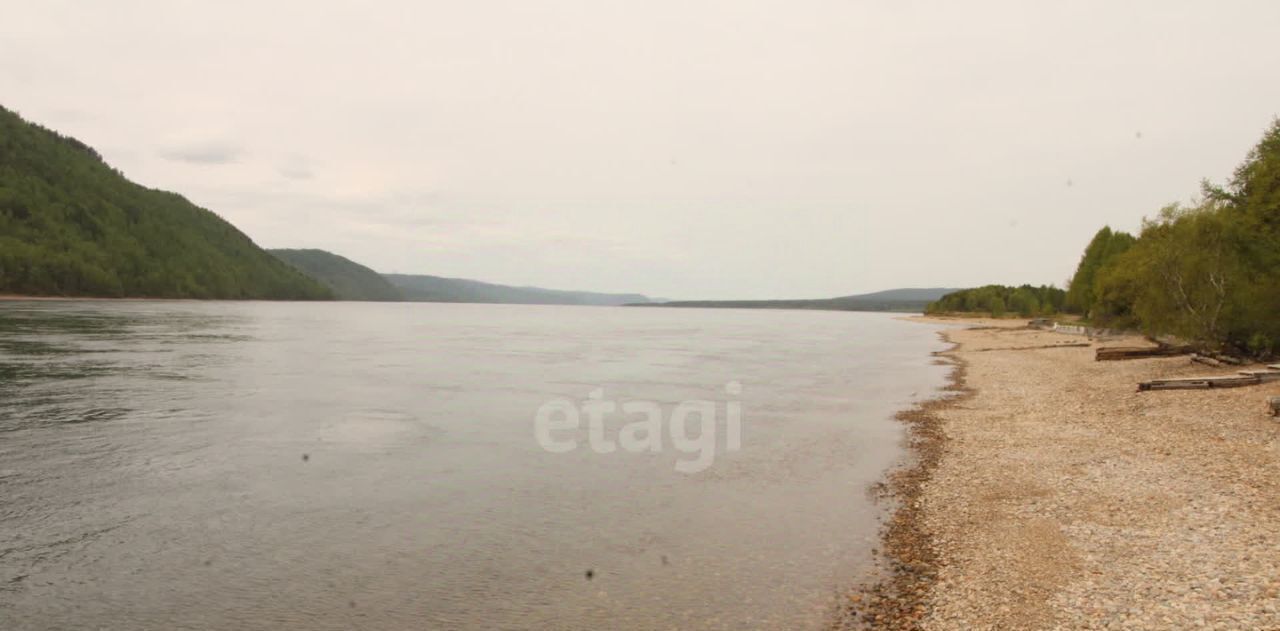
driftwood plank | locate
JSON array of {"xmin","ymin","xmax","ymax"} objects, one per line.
[
  {"xmin": 1144, "ymin": 375, "xmax": 1253, "ymax": 383},
  {"xmin": 972, "ymin": 342, "xmax": 1092, "ymax": 352},
  {"xmin": 1138, "ymin": 374, "xmax": 1261, "ymax": 391},
  {"xmin": 1097, "ymin": 345, "xmax": 1195, "ymax": 361},
  {"xmin": 1238, "ymin": 370, "xmax": 1280, "ymax": 383}
]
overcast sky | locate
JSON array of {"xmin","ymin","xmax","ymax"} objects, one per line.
[{"xmin": 4, "ymin": 1, "xmax": 1279, "ymax": 299}]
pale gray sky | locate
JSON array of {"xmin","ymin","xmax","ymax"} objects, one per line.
[{"xmin": 4, "ymin": 0, "xmax": 1279, "ymax": 299}]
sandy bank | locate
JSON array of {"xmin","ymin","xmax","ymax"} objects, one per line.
[{"xmin": 838, "ymin": 318, "xmax": 1280, "ymax": 630}]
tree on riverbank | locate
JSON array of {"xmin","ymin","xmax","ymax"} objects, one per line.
[
  {"xmin": 1065, "ymin": 226, "xmax": 1135, "ymax": 315},
  {"xmin": 1075, "ymin": 119, "xmax": 1280, "ymax": 356}
]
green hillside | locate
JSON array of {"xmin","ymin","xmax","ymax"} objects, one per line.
[
  {"xmin": 270, "ymin": 249, "xmax": 403, "ymax": 301},
  {"xmin": 0, "ymin": 106, "xmax": 331, "ymax": 299}
]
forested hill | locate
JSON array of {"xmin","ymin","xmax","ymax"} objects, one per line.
[
  {"xmin": 385, "ymin": 273, "xmax": 654, "ymax": 306},
  {"xmin": 270, "ymin": 249, "xmax": 403, "ymax": 301},
  {"xmin": 0, "ymin": 106, "xmax": 331, "ymax": 299}
]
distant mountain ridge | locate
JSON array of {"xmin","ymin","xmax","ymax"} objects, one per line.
[
  {"xmin": 834, "ymin": 287, "xmax": 961, "ymax": 302},
  {"xmin": 629, "ymin": 287, "xmax": 962, "ymax": 313},
  {"xmin": 384, "ymin": 273, "xmax": 655, "ymax": 306},
  {"xmin": 269, "ymin": 249, "xmax": 403, "ymax": 301}
]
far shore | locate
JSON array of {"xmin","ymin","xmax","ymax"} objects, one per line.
[
  {"xmin": 836, "ymin": 317, "xmax": 1280, "ymax": 629},
  {"xmin": 0, "ymin": 294, "xmax": 163, "ymax": 302},
  {"xmin": 0, "ymin": 295, "xmax": 327, "ymax": 303}
]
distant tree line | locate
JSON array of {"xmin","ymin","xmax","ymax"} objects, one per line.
[{"xmin": 925, "ymin": 284, "xmax": 1066, "ymax": 317}]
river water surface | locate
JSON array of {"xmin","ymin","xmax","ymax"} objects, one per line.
[{"xmin": 0, "ymin": 301, "xmax": 948, "ymax": 630}]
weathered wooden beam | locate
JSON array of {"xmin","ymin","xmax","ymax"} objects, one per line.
[
  {"xmin": 1097, "ymin": 345, "xmax": 1195, "ymax": 361},
  {"xmin": 1138, "ymin": 374, "xmax": 1261, "ymax": 391},
  {"xmin": 1138, "ymin": 381, "xmax": 1210, "ymax": 391},
  {"xmin": 973, "ymin": 342, "xmax": 1092, "ymax": 352},
  {"xmin": 1143, "ymin": 374, "xmax": 1259, "ymax": 383},
  {"xmin": 1238, "ymin": 370, "xmax": 1280, "ymax": 383}
]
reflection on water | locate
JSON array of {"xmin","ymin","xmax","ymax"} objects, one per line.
[
  {"xmin": 0, "ymin": 306, "xmax": 240, "ymax": 433},
  {"xmin": 0, "ymin": 300, "xmax": 948, "ymax": 630}
]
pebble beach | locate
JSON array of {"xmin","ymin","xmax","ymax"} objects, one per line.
[{"xmin": 838, "ymin": 318, "xmax": 1280, "ymax": 630}]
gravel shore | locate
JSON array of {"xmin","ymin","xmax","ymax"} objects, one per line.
[{"xmin": 837, "ymin": 318, "xmax": 1280, "ymax": 630}]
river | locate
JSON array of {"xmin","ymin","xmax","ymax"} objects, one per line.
[{"xmin": 0, "ymin": 301, "xmax": 948, "ymax": 630}]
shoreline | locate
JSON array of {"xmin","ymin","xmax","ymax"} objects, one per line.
[
  {"xmin": 836, "ymin": 318, "xmax": 1280, "ymax": 629},
  {"xmin": 832, "ymin": 325, "xmax": 969, "ymax": 629},
  {"xmin": 0, "ymin": 294, "xmax": 210, "ymax": 302}
]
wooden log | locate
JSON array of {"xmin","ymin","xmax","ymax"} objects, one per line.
[
  {"xmin": 973, "ymin": 342, "xmax": 1092, "ymax": 352},
  {"xmin": 1144, "ymin": 374, "xmax": 1260, "ymax": 383},
  {"xmin": 1191, "ymin": 354, "xmax": 1223, "ymax": 368},
  {"xmin": 1269, "ymin": 364, "xmax": 1280, "ymax": 371},
  {"xmin": 1238, "ymin": 370, "xmax": 1280, "ymax": 383},
  {"xmin": 1097, "ymin": 345, "xmax": 1194, "ymax": 361},
  {"xmin": 1138, "ymin": 374, "xmax": 1261, "ymax": 391},
  {"xmin": 1208, "ymin": 353, "xmax": 1245, "ymax": 366}
]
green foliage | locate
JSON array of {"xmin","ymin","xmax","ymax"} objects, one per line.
[
  {"xmin": 1065, "ymin": 226, "xmax": 1135, "ymax": 315},
  {"xmin": 1099, "ymin": 203, "xmax": 1243, "ymax": 341},
  {"xmin": 0, "ymin": 106, "xmax": 331, "ymax": 299},
  {"xmin": 1086, "ymin": 119, "xmax": 1280, "ymax": 356},
  {"xmin": 925, "ymin": 284, "xmax": 1066, "ymax": 318},
  {"xmin": 270, "ymin": 249, "xmax": 403, "ymax": 301},
  {"xmin": 1248, "ymin": 332, "xmax": 1275, "ymax": 357},
  {"xmin": 1205, "ymin": 118, "xmax": 1280, "ymax": 228}
]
